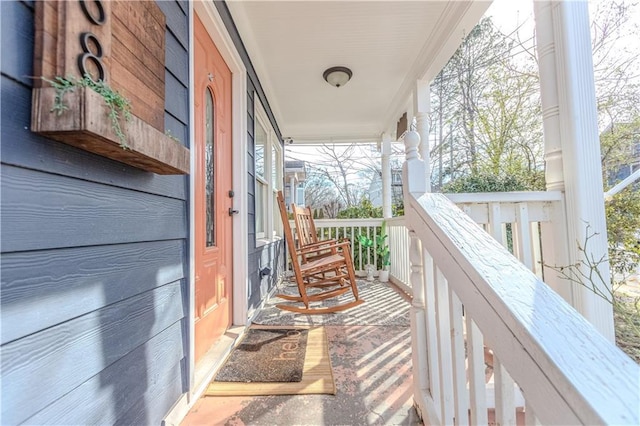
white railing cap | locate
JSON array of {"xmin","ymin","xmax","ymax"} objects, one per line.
[{"xmin": 409, "ymin": 192, "xmax": 640, "ymax": 425}]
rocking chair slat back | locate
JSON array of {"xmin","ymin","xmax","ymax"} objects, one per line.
[
  {"xmin": 292, "ymin": 203, "xmax": 339, "ymax": 263},
  {"xmin": 292, "ymin": 204, "xmax": 318, "ymax": 248}
]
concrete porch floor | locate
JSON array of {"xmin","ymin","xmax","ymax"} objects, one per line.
[{"xmin": 181, "ymin": 280, "xmax": 422, "ymax": 426}]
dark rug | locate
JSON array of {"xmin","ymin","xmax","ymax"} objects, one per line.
[{"xmin": 214, "ymin": 328, "xmax": 309, "ymax": 383}]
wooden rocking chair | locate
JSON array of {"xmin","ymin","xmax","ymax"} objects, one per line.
[
  {"xmin": 276, "ymin": 191, "xmax": 363, "ymax": 314},
  {"xmin": 291, "ymin": 203, "xmax": 338, "ymax": 264}
]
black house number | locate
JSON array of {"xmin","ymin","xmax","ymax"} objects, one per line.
[{"xmin": 77, "ymin": 0, "xmax": 106, "ymax": 82}]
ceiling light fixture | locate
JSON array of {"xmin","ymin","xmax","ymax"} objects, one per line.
[{"xmin": 323, "ymin": 66, "xmax": 352, "ymax": 88}]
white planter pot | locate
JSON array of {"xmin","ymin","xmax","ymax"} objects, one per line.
[{"xmin": 378, "ymin": 270, "xmax": 390, "ymax": 282}]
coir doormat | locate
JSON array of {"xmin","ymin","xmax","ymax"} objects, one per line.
[
  {"xmin": 215, "ymin": 327, "xmax": 308, "ymax": 383},
  {"xmin": 206, "ymin": 326, "xmax": 335, "ymax": 396}
]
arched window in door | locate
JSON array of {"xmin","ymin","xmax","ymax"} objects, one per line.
[{"xmin": 205, "ymin": 88, "xmax": 215, "ymax": 247}]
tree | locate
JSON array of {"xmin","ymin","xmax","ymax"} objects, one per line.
[
  {"xmin": 588, "ymin": 1, "xmax": 640, "ymax": 278},
  {"xmin": 606, "ymin": 188, "xmax": 640, "ymax": 275},
  {"xmin": 287, "ymin": 143, "xmax": 381, "ymax": 214},
  {"xmin": 303, "ymin": 169, "xmax": 342, "ymax": 216},
  {"xmin": 430, "ymin": 17, "xmax": 544, "ymax": 191},
  {"xmin": 591, "ymin": 1, "xmax": 640, "ymax": 129}
]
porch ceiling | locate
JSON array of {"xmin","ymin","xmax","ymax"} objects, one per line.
[{"xmin": 226, "ymin": 1, "xmax": 491, "ymax": 143}]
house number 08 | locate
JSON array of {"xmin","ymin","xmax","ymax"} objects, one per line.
[{"xmin": 78, "ymin": 0, "xmax": 106, "ymax": 82}]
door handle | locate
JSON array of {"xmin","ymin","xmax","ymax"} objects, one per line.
[{"xmin": 228, "ymin": 208, "xmax": 239, "ymax": 216}]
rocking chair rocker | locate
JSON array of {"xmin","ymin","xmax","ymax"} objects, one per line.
[{"xmin": 276, "ymin": 191, "xmax": 363, "ymax": 314}]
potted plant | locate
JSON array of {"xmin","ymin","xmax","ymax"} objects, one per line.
[
  {"xmin": 376, "ymin": 234, "xmax": 391, "ymax": 282},
  {"xmin": 358, "ymin": 232, "xmax": 391, "ymax": 282},
  {"xmin": 358, "ymin": 235, "xmax": 376, "ymax": 281}
]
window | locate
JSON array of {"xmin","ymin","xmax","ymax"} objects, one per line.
[
  {"xmin": 254, "ymin": 98, "xmax": 283, "ymax": 244},
  {"xmin": 205, "ymin": 88, "xmax": 215, "ymax": 247},
  {"xmin": 255, "ymin": 121, "xmax": 267, "ymax": 237},
  {"xmin": 272, "ymin": 143, "xmax": 283, "ymax": 237}
]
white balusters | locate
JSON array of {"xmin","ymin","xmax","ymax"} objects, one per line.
[
  {"xmin": 515, "ymin": 203, "xmax": 533, "ymax": 269},
  {"xmin": 525, "ymin": 401, "xmax": 541, "ymax": 426},
  {"xmin": 435, "ymin": 267, "xmax": 454, "ymax": 424},
  {"xmin": 449, "ymin": 289, "xmax": 468, "ymax": 425},
  {"xmin": 387, "ymin": 217, "xmax": 411, "ymax": 294},
  {"xmin": 423, "ymin": 249, "xmax": 441, "ymax": 416},
  {"xmin": 494, "ymin": 357, "xmax": 516, "ymax": 425},
  {"xmin": 466, "ymin": 317, "xmax": 488, "ymax": 425},
  {"xmin": 409, "ymin": 230, "xmax": 431, "ymax": 418}
]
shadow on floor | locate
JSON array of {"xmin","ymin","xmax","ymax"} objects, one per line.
[{"xmin": 181, "ymin": 281, "xmax": 422, "ymax": 426}]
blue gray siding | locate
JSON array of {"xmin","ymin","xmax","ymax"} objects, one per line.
[
  {"xmin": 1, "ymin": 1, "xmax": 190, "ymax": 424},
  {"xmin": 215, "ymin": 1, "xmax": 286, "ymax": 312}
]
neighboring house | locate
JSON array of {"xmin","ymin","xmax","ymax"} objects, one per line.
[
  {"xmin": 1, "ymin": 1, "xmax": 633, "ymax": 425},
  {"xmin": 602, "ymin": 123, "xmax": 640, "ymax": 188},
  {"xmin": 369, "ymin": 168, "xmax": 403, "ymax": 207},
  {"xmin": 284, "ymin": 160, "xmax": 306, "ymax": 210}
]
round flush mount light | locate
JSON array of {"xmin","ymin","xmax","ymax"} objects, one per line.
[{"xmin": 323, "ymin": 66, "xmax": 352, "ymax": 88}]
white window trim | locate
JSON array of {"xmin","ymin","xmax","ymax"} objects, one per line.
[
  {"xmin": 272, "ymin": 142, "xmax": 283, "ymax": 239},
  {"xmin": 255, "ymin": 98, "xmax": 282, "ymax": 246}
]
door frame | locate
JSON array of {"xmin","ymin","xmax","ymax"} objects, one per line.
[{"xmin": 189, "ymin": 0, "xmax": 248, "ymax": 394}]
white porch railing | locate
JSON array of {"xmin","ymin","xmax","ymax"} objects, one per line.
[
  {"xmin": 446, "ymin": 191, "xmax": 565, "ymax": 279},
  {"xmin": 290, "ymin": 190, "xmax": 561, "ymax": 293},
  {"xmin": 387, "ymin": 191, "xmax": 563, "ymax": 295},
  {"xmin": 387, "ymin": 216, "xmax": 410, "ymax": 293},
  {"xmin": 402, "ymin": 132, "xmax": 639, "ymax": 425},
  {"xmin": 289, "ymin": 218, "xmax": 384, "ymax": 274}
]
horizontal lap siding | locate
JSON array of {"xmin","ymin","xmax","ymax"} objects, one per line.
[{"xmin": 0, "ymin": 1, "xmax": 190, "ymax": 424}]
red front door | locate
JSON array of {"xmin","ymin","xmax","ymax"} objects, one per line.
[{"xmin": 193, "ymin": 14, "xmax": 233, "ymax": 363}]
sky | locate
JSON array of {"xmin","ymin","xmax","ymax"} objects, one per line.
[{"xmin": 488, "ymin": 0, "xmax": 640, "ymax": 54}]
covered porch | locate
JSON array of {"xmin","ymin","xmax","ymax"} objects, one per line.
[
  {"xmin": 182, "ymin": 183, "xmax": 637, "ymax": 425},
  {"xmin": 186, "ymin": 1, "xmax": 638, "ymax": 425}
]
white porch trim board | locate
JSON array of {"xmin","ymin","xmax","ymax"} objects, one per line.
[
  {"xmin": 413, "ymin": 79, "xmax": 431, "ymax": 191},
  {"xmin": 191, "ymin": 1, "xmax": 250, "ymax": 330},
  {"xmin": 187, "ymin": 0, "xmax": 196, "ymax": 406},
  {"xmin": 605, "ymin": 168, "xmax": 640, "ymax": 199},
  {"xmin": 535, "ymin": 0, "xmax": 614, "ymax": 341}
]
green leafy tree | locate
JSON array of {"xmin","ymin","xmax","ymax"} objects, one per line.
[
  {"xmin": 606, "ymin": 189, "xmax": 640, "ymax": 275},
  {"xmin": 430, "ymin": 17, "xmax": 544, "ymax": 189},
  {"xmin": 337, "ymin": 197, "xmax": 382, "ymax": 219},
  {"xmin": 443, "ymin": 171, "xmax": 544, "ymax": 193}
]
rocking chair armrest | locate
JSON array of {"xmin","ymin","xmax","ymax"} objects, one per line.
[
  {"xmin": 301, "ymin": 239, "xmax": 339, "ymax": 249},
  {"xmin": 296, "ymin": 240, "xmax": 349, "ymax": 255}
]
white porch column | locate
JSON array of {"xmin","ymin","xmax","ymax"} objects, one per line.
[
  {"xmin": 534, "ymin": 0, "xmax": 573, "ymax": 306},
  {"xmin": 381, "ymin": 133, "xmax": 393, "ymax": 219},
  {"xmin": 402, "ymin": 131, "xmax": 433, "ymax": 422},
  {"xmin": 413, "ymin": 79, "xmax": 431, "ymax": 191},
  {"xmin": 534, "ymin": 0, "xmax": 614, "ymax": 341},
  {"xmin": 289, "ymin": 175, "xmax": 296, "ymax": 205}
]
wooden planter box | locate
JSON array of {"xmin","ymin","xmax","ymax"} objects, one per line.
[{"xmin": 31, "ymin": 87, "xmax": 190, "ymax": 175}]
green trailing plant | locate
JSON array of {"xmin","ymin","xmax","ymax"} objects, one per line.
[
  {"xmin": 43, "ymin": 75, "xmax": 132, "ymax": 148},
  {"xmin": 377, "ymin": 234, "xmax": 391, "ymax": 270}
]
